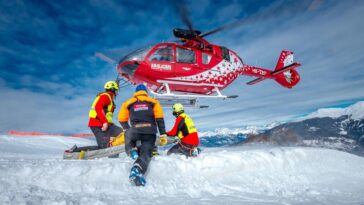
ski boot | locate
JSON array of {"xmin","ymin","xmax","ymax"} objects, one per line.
[
  {"xmin": 65, "ymin": 144, "xmax": 77, "ymax": 153},
  {"xmin": 129, "ymin": 166, "xmax": 146, "ymax": 186},
  {"xmin": 191, "ymin": 147, "xmax": 202, "ymax": 157},
  {"xmin": 130, "ymin": 148, "xmax": 139, "ymax": 160}
]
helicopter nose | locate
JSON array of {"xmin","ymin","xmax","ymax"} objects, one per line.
[{"xmin": 118, "ymin": 61, "xmax": 139, "ymax": 77}]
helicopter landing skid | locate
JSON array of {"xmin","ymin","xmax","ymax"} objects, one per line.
[{"xmin": 150, "ymin": 80, "xmax": 238, "ymax": 108}]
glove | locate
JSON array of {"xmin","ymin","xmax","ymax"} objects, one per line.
[
  {"xmin": 159, "ymin": 134, "xmax": 168, "ymax": 146},
  {"xmin": 101, "ymin": 123, "xmax": 108, "ymax": 131}
]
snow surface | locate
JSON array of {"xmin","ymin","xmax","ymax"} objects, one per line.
[
  {"xmin": 304, "ymin": 101, "xmax": 364, "ymax": 120},
  {"xmin": 1, "ymin": 135, "xmax": 364, "ymax": 205}
]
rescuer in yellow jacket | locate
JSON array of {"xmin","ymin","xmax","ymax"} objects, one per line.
[
  {"xmin": 159, "ymin": 103, "xmax": 200, "ymax": 157},
  {"xmin": 118, "ymin": 84, "xmax": 166, "ymax": 186}
]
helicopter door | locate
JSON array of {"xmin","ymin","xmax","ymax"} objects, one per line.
[
  {"xmin": 175, "ymin": 47, "xmax": 197, "ymax": 76},
  {"xmin": 147, "ymin": 45, "xmax": 174, "ymax": 76},
  {"xmin": 201, "ymin": 52, "xmax": 212, "ymax": 67}
]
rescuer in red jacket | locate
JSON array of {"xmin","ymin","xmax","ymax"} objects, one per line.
[
  {"xmin": 159, "ymin": 103, "xmax": 200, "ymax": 157},
  {"xmin": 88, "ymin": 81, "xmax": 123, "ymax": 149}
]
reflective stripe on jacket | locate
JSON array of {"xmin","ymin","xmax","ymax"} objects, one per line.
[{"xmin": 88, "ymin": 92, "xmax": 115, "ymax": 127}]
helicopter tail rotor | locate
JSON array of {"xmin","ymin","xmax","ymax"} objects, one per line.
[{"xmin": 272, "ymin": 51, "xmax": 300, "ymax": 88}]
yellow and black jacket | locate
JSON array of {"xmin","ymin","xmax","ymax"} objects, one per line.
[
  {"xmin": 118, "ymin": 90, "xmax": 166, "ymax": 134},
  {"xmin": 88, "ymin": 91, "xmax": 115, "ymax": 127},
  {"xmin": 166, "ymin": 113, "xmax": 199, "ymax": 146}
]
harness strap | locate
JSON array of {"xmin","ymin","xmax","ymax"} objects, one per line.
[{"xmin": 178, "ymin": 140, "xmax": 196, "ymax": 157}]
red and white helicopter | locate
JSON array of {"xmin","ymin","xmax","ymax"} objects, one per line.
[{"xmin": 97, "ymin": 9, "xmax": 301, "ymax": 107}]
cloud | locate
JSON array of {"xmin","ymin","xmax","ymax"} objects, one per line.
[
  {"xmin": 0, "ymin": 79, "xmax": 87, "ymax": 133},
  {"xmin": 0, "ymin": 78, "xmax": 178, "ymax": 134},
  {"xmin": 188, "ymin": 0, "xmax": 364, "ymax": 130}
]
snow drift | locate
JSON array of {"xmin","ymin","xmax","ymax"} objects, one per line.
[{"xmin": 1, "ymin": 135, "xmax": 364, "ymax": 205}]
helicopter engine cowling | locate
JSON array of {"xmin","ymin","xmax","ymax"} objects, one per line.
[
  {"xmin": 274, "ymin": 69, "xmax": 300, "ymax": 89},
  {"xmin": 173, "ymin": 28, "xmax": 201, "ymax": 39}
]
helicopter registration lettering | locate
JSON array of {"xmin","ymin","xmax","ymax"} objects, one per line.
[
  {"xmin": 151, "ymin": 63, "xmax": 171, "ymax": 71},
  {"xmin": 252, "ymin": 68, "xmax": 267, "ymax": 76}
]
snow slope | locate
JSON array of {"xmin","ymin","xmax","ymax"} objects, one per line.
[{"xmin": 1, "ymin": 135, "xmax": 364, "ymax": 205}]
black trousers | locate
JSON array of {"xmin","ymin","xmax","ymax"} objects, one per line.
[
  {"xmin": 125, "ymin": 130, "xmax": 156, "ymax": 174},
  {"xmin": 90, "ymin": 124, "xmax": 123, "ymax": 149},
  {"xmin": 167, "ymin": 142, "xmax": 195, "ymax": 157},
  {"xmin": 73, "ymin": 145, "xmax": 99, "ymax": 152}
]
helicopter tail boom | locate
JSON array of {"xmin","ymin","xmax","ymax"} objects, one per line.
[{"xmin": 245, "ymin": 50, "xmax": 301, "ymax": 88}]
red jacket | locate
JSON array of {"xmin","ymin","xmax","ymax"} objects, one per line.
[
  {"xmin": 166, "ymin": 114, "xmax": 199, "ymax": 146},
  {"xmin": 88, "ymin": 92, "xmax": 115, "ymax": 127}
]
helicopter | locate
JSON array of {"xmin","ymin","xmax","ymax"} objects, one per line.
[{"xmin": 98, "ymin": 5, "xmax": 301, "ymax": 107}]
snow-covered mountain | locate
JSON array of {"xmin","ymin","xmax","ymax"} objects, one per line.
[
  {"xmin": 198, "ymin": 123, "xmax": 278, "ymax": 147},
  {"xmin": 1, "ymin": 135, "xmax": 364, "ymax": 204},
  {"xmin": 243, "ymin": 101, "xmax": 364, "ymax": 156},
  {"xmin": 304, "ymin": 101, "xmax": 364, "ymax": 120}
]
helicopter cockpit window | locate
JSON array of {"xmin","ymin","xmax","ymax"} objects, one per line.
[
  {"xmin": 177, "ymin": 48, "xmax": 195, "ymax": 64},
  {"xmin": 148, "ymin": 46, "xmax": 173, "ymax": 62},
  {"xmin": 202, "ymin": 53, "xmax": 212, "ymax": 64},
  {"xmin": 119, "ymin": 46, "xmax": 153, "ymax": 63}
]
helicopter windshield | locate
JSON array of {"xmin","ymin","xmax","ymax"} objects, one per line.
[{"xmin": 119, "ymin": 46, "xmax": 153, "ymax": 63}]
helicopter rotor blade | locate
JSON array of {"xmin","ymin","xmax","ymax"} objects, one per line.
[
  {"xmin": 172, "ymin": 0, "xmax": 194, "ymax": 31},
  {"xmin": 95, "ymin": 52, "xmax": 116, "ymax": 64},
  {"xmin": 95, "ymin": 47, "xmax": 137, "ymax": 65},
  {"xmin": 200, "ymin": 1, "xmax": 314, "ymax": 38}
]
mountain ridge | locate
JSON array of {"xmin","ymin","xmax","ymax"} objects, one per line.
[{"xmin": 241, "ymin": 101, "xmax": 364, "ymax": 156}]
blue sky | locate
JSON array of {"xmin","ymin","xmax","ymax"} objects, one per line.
[{"xmin": 1, "ymin": 0, "xmax": 364, "ymax": 134}]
